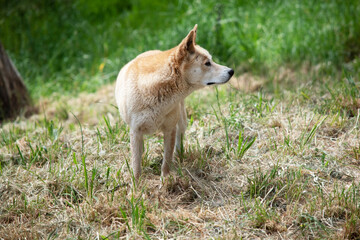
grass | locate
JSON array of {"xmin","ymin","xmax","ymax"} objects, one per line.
[
  {"xmin": 0, "ymin": 73, "xmax": 359, "ymax": 238},
  {"xmin": 1, "ymin": 0, "xmax": 360, "ymax": 97}
]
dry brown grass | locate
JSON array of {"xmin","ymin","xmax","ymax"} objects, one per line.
[{"xmin": 0, "ymin": 78, "xmax": 359, "ymax": 239}]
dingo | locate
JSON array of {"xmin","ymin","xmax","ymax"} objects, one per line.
[{"xmin": 115, "ymin": 25, "xmax": 234, "ymax": 180}]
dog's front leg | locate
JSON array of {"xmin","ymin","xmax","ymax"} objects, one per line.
[
  {"xmin": 175, "ymin": 100, "xmax": 187, "ymax": 152},
  {"xmin": 130, "ymin": 129, "xmax": 144, "ymax": 180},
  {"xmin": 162, "ymin": 129, "xmax": 176, "ymax": 177}
]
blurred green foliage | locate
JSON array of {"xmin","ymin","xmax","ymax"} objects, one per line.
[{"xmin": 0, "ymin": 0, "xmax": 359, "ymax": 97}]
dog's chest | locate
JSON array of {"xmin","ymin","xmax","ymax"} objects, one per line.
[{"xmin": 134, "ymin": 102, "xmax": 180, "ymax": 134}]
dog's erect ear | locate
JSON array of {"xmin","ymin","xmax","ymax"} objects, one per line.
[
  {"xmin": 183, "ymin": 24, "xmax": 197, "ymax": 53},
  {"xmin": 176, "ymin": 24, "xmax": 198, "ymax": 60}
]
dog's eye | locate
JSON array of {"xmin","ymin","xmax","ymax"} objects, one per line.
[{"xmin": 205, "ymin": 61, "xmax": 211, "ymax": 66}]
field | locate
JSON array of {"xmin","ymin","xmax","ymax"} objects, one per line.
[{"xmin": 1, "ymin": 0, "xmax": 360, "ymax": 239}]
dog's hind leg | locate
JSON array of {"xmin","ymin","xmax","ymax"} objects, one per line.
[
  {"xmin": 175, "ymin": 100, "xmax": 187, "ymax": 153},
  {"xmin": 130, "ymin": 129, "xmax": 144, "ymax": 180},
  {"xmin": 162, "ymin": 128, "xmax": 176, "ymax": 177}
]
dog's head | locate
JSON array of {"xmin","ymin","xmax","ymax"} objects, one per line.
[{"xmin": 175, "ymin": 24, "xmax": 234, "ymax": 87}]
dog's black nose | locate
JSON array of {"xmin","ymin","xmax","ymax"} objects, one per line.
[{"xmin": 228, "ymin": 69, "xmax": 234, "ymax": 77}]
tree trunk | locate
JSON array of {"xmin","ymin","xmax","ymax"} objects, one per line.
[{"xmin": 0, "ymin": 41, "xmax": 31, "ymax": 122}]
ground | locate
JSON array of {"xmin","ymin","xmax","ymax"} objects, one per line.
[{"xmin": 0, "ymin": 72, "xmax": 359, "ymax": 239}]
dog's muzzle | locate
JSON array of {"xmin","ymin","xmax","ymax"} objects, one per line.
[{"xmin": 206, "ymin": 69, "xmax": 234, "ymax": 85}]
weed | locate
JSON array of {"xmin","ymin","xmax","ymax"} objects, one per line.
[
  {"xmin": 247, "ymin": 165, "xmax": 279, "ymax": 199},
  {"xmin": 103, "ymin": 115, "xmax": 119, "ymax": 145},
  {"xmin": 352, "ymin": 145, "xmax": 360, "ymax": 161},
  {"xmin": 119, "ymin": 189, "xmax": 153, "ymax": 239},
  {"xmin": 299, "ymin": 115, "xmax": 327, "ymax": 149},
  {"xmin": 81, "ymin": 155, "xmax": 89, "ymax": 198},
  {"xmin": 342, "ymin": 214, "xmax": 360, "ymax": 239},
  {"xmin": 236, "ymin": 130, "xmax": 256, "ymax": 160},
  {"xmin": 213, "ymin": 87, "xmax": 231, "ymax": 152},
  {"xmin": 298, "ymin": 213, "xmax": 328, "ymax": 238},
  {"xmin": 72, "ymin": 112, "xmax": 84, "ymax": 156}
]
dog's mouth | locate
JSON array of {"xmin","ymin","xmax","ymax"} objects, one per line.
[{"xmin": 206, "ymin": 78, "xmax": 231, "ymax": 86}]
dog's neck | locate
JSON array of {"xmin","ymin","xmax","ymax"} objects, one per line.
[
  {"xmin": 152, "ymin": 68, "xmax": 192, "ymax": 104},
  {"xmin": 137, "ymin": 49, "xmax": 202, "ymax": 108}
]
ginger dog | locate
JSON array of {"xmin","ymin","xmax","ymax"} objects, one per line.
[{"xmin": 115, "ymin": 25, "xmax": 234, "ymax": 180}]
